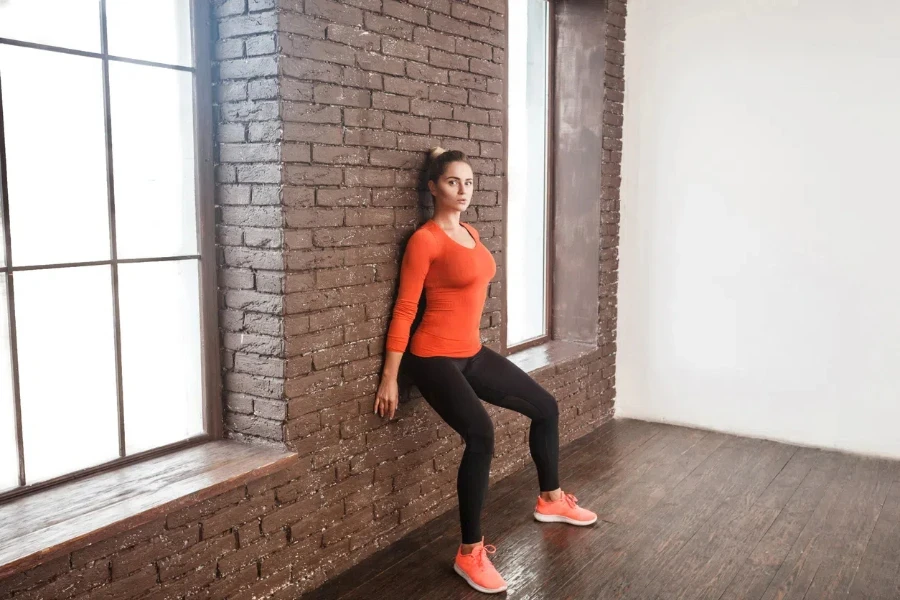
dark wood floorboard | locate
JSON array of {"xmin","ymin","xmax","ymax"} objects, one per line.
[{"xmin": 297, "ymin": 419, "xmax": 900, "ymax": 600}]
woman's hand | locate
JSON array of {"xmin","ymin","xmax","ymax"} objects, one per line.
[{"xmin": 375, "ymin": 376, "xmax": 399, "ymax": 419}]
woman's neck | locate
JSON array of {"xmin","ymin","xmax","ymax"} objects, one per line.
[{"xmin": 431, "ymin": 209, "xmax": 462, "ymax": 229}]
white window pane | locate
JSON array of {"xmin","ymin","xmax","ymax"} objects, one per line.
[
  {"xmin": 0, "ymin": 46, "xmax": 110, "ymax": 266},
  {"xmin": 109, "ymin": 63, "xmax": 198, "ymax": 259},
  {"xmin": 507, "ymin": 0, "xmax": 550, "ymax": 347},
  {"xmin": 0, "ymin": 0, "xmax": 101, "ymax": 52},
  {"xmin": 0, "ymin": 280, "xmax": 18, "ymax": 491},
  {"xmin": 120, "ymin": 260, "xmax": 203, "ymax": 454},
  {"xmin": 106, "ymin": 0, "xmax": 193, "ymax": 67},
  {"xmin": 16, "ymin": 267, "xmax": 118, "ymax": 483}
]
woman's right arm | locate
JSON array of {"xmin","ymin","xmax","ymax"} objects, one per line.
[
  {"xmin": 375, "ymin": 350, "xmax": 403, "ymax": 418},
  {"xmin": 375, "ymin": 230, "xmax": 436, "ymax": 419}
]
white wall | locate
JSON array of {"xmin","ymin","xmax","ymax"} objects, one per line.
[{"xmin": 617, "ymin": 0, "xmax": 900, "ymax": 458}]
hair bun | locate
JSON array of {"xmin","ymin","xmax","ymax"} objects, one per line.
[{"xmin": 429, "ymin": 146, "xmax": 447, "ymax": 160}]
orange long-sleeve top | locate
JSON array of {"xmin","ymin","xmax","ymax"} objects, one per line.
[{"xmin": 385, "ymin": 220, "xmax": 497, "ymax": 358}]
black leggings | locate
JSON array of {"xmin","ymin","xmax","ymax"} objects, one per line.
[{"xmin": 405, "ymin": 345, "xmax": 560, "ymax": 544}]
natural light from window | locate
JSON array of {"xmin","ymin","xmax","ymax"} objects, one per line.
[
  {"xmin": 0, "ymin": 0, "xmax": 204, "ymax": 491},
  {"xmin": 507, "ymin": 0, "xmax": 550, "ymax": 348}
]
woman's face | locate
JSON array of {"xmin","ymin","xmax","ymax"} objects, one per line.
[{"xmin": 428, "ymin": 161, "xmax": 474, "ymax": 214}]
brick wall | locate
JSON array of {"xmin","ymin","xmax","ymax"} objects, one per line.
[
  {"xmin": 214, "ymin": 0, "xmax": 289, "ymax": 444},
  {"xmin": 599, "ymin": 0, "xmax": 626, "ymax": 402},
  {"xmin": 0, "ymin": 0, "xmax": 626, "ymax": 598}
]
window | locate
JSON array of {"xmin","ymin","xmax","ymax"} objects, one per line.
[
  {"xmin": 506, "ymin": 0, "xmax": 553, "ymax": 352},
  {"xmin": 0, "ymin": 0, "xmax": 216, "ymax": 498}
]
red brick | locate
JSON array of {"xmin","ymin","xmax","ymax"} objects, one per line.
[
  {"xmin": 428, "ymin": 84, "xmax": 467, "ymax": 104},
  {"xmin": 12, "ymin": 560, "xmax": 108, "ymax": 600},
  {"xmin": 289, "ymin": 502, "xmax": 345, "ymax": 542},
  {"xmin": 430, "ymin": 119, "xmax": 467, "ymax": 138},
  {"xmin": 384, "ymin": 113, "xmax": 429, "ymax": 134},
  {"xmin": 412, "ymin": 26, "xmax": 455, "ymax": 52},
  {"xmin": 344, "ymin": 128, "xmax": 398, "ymax": 149},
  {"xmin": 369, "ymin": 149, "xmax": 421, "ymax": 169},
  {"xmin": 284, "ymin": 412, "xmax": 322, "ymax": 441},
  {"xmin": 326, "ymin": 23, "xmax": 380, "ymax": 50},
  {"xmin": 285, "ymin": 207, "xmax": 344, "ymax": 229},
  {"xmin": 91, "ymin": 564, "xmax": 157, "ymax": 600},
  {"xmin": 449, "ymin": 70, "xmax": 487, "ymax": 90},
  {"xmin": 407, "ymin": 62, "xmax": 448, "ymax": 84},
  {"xmin": 468, "ymin": 89, "xmax": 502, "ymax": 110},
  {"xmin": 383, "ymin": 0, "xmax": 428, "ymax": 25},
  {"xmin": 71, "ymin": 519, "xmax": 166, "ymax": 567},
  {"xmin": 317, "ymin": 187, "xmax": 371, "ymax": 206},
  {"xmin": 356, "ymin": 52, "xmax": 406, "ymax": 76},
  {"xmin": 430, "ymin": 48, "xmax": 468, "ymax": 70},
  {"xmin": 313, "ymin": 84, "xmax": 371, "ymax": 108},
  {"xmin": 280, "ymin": 13, "xmax": 328, "ymax": 37},
  {"xmin": 283, "ymin": 57, "xmax": 343, "ymax": 83},
  {"xmin": 290, "ymin": 36, "xmax": 356, "ymax": 66},
  {"xmin": 344, "ymin": 168, "xmax": 397, "ymax": 187},
  {"xmin": 284, "ymin": 165, "xmax": 344, "ymax": 185},
  {"xmin": 372, "ymin": 92, "xmax": 410, "ymax": 112},
  {"xmin": 343, "ymin": 67, "xmax": 384, "ymax": 90},
  {"xmin": 217, "ymin": 531, "xmax": 287, "ymax": 575},
  {"xmin": 342, "ymin": 355, "xmax": 384, "ymax": 380},
  {"xmin": 304, "ymin": 0, "xmax": 363, "ymax": 27},
  {"xmin": 313, "ymin": 340, "xmax": 370, "ymax": 370},
  {"xmin": 397, "ymin": 133, "xmax": 434, "ymax": 152},
  {"xmin": 159, "ymin": 534, "xmax": 237, "ymax": 581},
  {"xmin": 196, "ymin": 562, "xmax": 258, "ymax": 600},
  {"xmin": 364, "ymin": 12, "xmax": 415, "ymax": 39},
  {"xmin": 344, "ymin": 207, "xmax": 395, "ymax": 227},
  {"xmin": 384, "ymin": 76, "xmax": 429, "ymax": 98},
  {"xmin": 320, "ymin": 399, "xmax": 360, "ymax": 429},
  {"xmin": 455, "ymin": 37, "xmax": 492, "ymax": 60},
  {"xmin": 283, "ymin": 122, "xmax": 343, "ymax": 144},
  {"xmin": 201, "ymin": 492, "xmax": 276, "ymax": 539},
  {"xmin": 322, "ymin": 507, "xmax": 374, "ymax": 546},
  {"xmin": 453, "ymin": 105, "xmax": 489, "ymax": 125},
  {"xmin": 382, "ymin": 37, "xmax": 429, "ymax": 63},
  {"xmin": 312, "ymin": 145, "xmax": 369, "ymax": 165},
  {"xmin": 470, "ymin": 124, "xmax": 502, "ymax": 142},
  {"xmin": 479, "ymin": 141, "xmax": 502, "ymax": 158},
  {"xmin": 409, "ymin": 0, "xmax": 451, "ymax": 13},
  {"xmin": 470, "ymin": 0, "xmax": 504, "ymax": 13}
]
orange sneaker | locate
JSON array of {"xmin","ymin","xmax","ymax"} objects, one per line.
[
  {"xmin": 534, "ymin": 491, "xmax": 598, "ymax": 526},
  {"xmin": 453, "ymin": 538, "xmax": 508, "ymax": 594}
]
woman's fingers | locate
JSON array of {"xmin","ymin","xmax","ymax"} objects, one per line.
[{"xmin": 374, "ymin": 393, "xmax": 398, "ymax": 418}]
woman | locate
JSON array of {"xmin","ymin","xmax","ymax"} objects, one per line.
[{"xmin": 374, "ymin": 148, "xmax": 597, "ymax": 594}]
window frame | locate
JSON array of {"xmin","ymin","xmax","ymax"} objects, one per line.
[
  {"xmin": 502, "ymin": 0, "xmax": 557, "ymax": 356},
  {"xmin": 0, "ymin": 0, "xmax": 220, "ymax": 503}
]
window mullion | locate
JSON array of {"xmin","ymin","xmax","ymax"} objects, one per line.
[
  {"xmin": 99, "ymin": 0, "xmax": 126, "ymax": 459},
  {"xmin": 0, "ymin": 78, "xmax": 26, "ymax": 487}
]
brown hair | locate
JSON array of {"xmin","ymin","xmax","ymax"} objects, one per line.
[{"xmin": 426, "ymin": 146, "xmax": 470, "ymax": 184}]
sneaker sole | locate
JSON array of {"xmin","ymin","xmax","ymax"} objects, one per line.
[
  {"xmin": 453, "ymin": 563, "xmax": 508, "ymax": 594},
  {"xmin": 533, "ymin": 511, "xmax": 598, "ymax": 526}
]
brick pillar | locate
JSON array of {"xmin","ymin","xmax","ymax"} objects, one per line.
[
  {"xmin": 213, "ymin": 0, "xmax": 288, "ymax": 444},
  {"xmin": 212, "ymin": 0, "xmax": 507, "ymax": 451}
]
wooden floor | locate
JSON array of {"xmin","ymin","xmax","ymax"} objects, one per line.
[{"xmin": 300, "ymin": 418, "xmax": 900, "ymax": 600}]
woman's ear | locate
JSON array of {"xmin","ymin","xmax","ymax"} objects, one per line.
[{"xmin": 427, "ymin": 179, "xmax": 437, "ymax": 197}]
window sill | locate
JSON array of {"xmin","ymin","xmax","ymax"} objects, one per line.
[
  {"xmin": 507, "ymin": 339, "xmax": 598, "ymax": 374},
  {"xmin": 0, "ymin": 441, "xmax": 297, "ymax": 579}
]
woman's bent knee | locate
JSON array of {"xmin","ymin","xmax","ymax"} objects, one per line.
[
  {"xmin": 463, "ymin": 423, "xmax": 495, "ymax": 455},
  {"xmin": 536, "ymin": 391, "xmax": 559, "ymax": 421}
]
